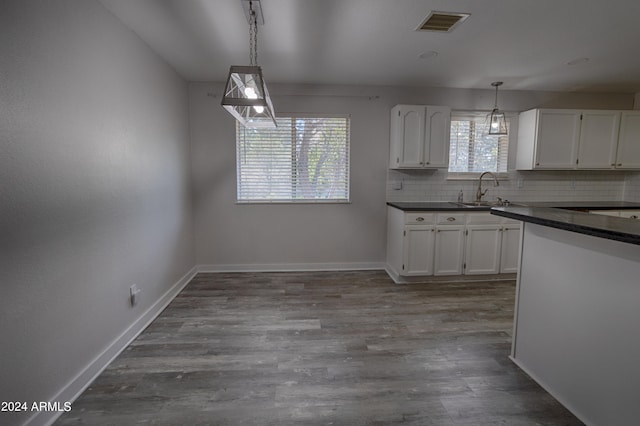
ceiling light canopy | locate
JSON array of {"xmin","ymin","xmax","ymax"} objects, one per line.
[
  {"xmin": 488, "ymin": 81, "xmax": 508, "ymax": 135},
  {"xmin": 567, "ymin": 57, "xmax": 590, "ymax": 66},
  {"xmin": 221, "ymin": 0, "xmax": 276, "ymax": 128},
  {"xmin": 418, "ymin": 50, "xmax": 439, "ymax": 60}
]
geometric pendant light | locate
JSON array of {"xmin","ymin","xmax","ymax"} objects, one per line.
[
  {"xmin": 221, "ymin": 0, "xmax": 277, "ymax": 128},
  {"xmin": 487, "ymin": 81, "xmax": 508, "ymax": 135}
]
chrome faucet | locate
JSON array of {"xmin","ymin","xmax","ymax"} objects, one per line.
[{"xmin": 476, "ymin": 171, "xmax": 500, "ymax": 202}]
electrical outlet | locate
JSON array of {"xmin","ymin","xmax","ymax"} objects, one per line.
[
  {"xmin": 130, "ymin": 285, "xmax": 141, "ymax": 307},
  {"xmin": 393, "ymin": 181, "xmax": 403, "ymax": 190},
  {"xmin": 517, "ymin": 178, "xmax": 524, "ymax": 188}
]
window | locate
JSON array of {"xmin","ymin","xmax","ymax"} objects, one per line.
[
  {"xmin": 448, "ymin": 112, "xmax": 509, "ymax": 174},
  {"xmin": 236, "ymin": 116, "xmax": 350, "ymax": 202}
]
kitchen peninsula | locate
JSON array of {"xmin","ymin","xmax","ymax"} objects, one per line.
[{"xmin": 490, "ymin": 206, "xmax": 640, "ymax": 426}]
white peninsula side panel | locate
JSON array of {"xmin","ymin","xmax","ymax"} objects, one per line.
[{"xmin": 512, "ymin": 223, "xmax": 640, "ymax": 426}]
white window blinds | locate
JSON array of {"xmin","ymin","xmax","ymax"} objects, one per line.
[
  {"xmin": 448, "ymin": 113, "xmax": 509, "ymax": 174},
  {"xmin": 236, "ymin": 116, "xmax": 350, "ymax": 202}
]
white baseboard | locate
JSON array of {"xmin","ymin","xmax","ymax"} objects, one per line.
[
  {"xmin": 384, "ymin": 264, "xmax": 403, "ymax": 283},
  {"xmin": 197, "ymin": 262, "xmax": 385, "ymax": 273},
  {"xmin": 385, "ymin": 264, "xmax": 517, "ymax": 284},
  {"xmin": 30, "ymin": 266, "xmax": 198, "ymax": 426}
]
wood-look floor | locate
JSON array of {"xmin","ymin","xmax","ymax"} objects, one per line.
[{"xmin": 55, "ymin": 271, "xmax": 583, "ymax": 425}]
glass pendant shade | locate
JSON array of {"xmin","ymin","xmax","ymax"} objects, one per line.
[
  {"xmin": 487, "ymin": 81, "xmax": 508, "ymax": 135},
  {"xmin": 221, "ymin": 65, "xmax": 276, "ymax": 128},
  {"xmin": 488, "ymin": 108, "xmax": 508, "ymax": 135}
]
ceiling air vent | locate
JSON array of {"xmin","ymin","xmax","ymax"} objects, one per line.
[{"xmin": 416, "ymin": 11, "xmax": 470, "ymax": 32}]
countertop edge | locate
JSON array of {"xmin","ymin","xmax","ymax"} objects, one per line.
[
  {"xmin": 491, "ymin": 207, "xmax": 640, "ymax": 246},
  {"xmin": 387, "ymin": 201, "xmax": 640, "ymax": 212},
  {"xmin": 386, "ymin": 202, "xmax": 490, "ymax": 211}
]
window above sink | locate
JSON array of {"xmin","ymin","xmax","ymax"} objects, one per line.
[{"xmin": 448, "ymin": 111, "xmax": 511, "ymax": 177}]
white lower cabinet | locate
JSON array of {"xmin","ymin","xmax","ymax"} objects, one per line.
[
  {"xmin": 402, "ymin": 225, "xmax": 435, "ymax": 275},
  {"xmin": 433, "ymin": 225, "xmax": 465, "ymax": 275},
  {"xmin": 500, "ymin": 225, "xmax": 522, "ymax": 273},
  {"xmin": 386, "ymin": 207, "xmax": 521, "ymax": 281},
  {"xmin": 464, "ymin": 225, "xmax": 502, "ymax": 274}
]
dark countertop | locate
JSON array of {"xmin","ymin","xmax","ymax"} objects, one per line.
[
  {"xmin": 491, "ymin": 207, "xmax": 640, "ymax": 246},
  {"xmin": 522, "ymin": 201, "xmax": 640, "ymax": 210},
  {"xmin": 386, "ymin": 201, "xmax": 475, "ymax": 211},
  {"xmin": 387, "ymin": 200, "xmax": 640, "ymax": 212}
]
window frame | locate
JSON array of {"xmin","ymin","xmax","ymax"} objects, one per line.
[
  {"xmin": 447, "ymin": 110, "xmax": 511, "ymax": 180},
  {"xmin": 235, "ymin": 114, "xmax": 351, "ymax": 204}
]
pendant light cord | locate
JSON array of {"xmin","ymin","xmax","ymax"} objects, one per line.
[
  {"xmin": 491, "ymin": 81, "xmax": 503, "ymax": 110},
  {"xmin": 249, "ymin": 1, "xmax": 258, "ymax": 66}
]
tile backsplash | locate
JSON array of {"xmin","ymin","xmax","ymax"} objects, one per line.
[
  {"xmin": 387, "ymin": 169, "xmax": 638, "ymax": 203},
  {"xmin": 625, "ymin": 173, "xmax": 640, "ymax": 202}
]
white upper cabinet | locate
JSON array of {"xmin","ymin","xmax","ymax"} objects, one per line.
[
  {"xmin": 518, "ymin": 109, "xmax": 580, "ymax": 169},
  {"xmin": 516, "ymin": 108, "xmax": 637, "ymax": 170},
  {"xmin": 425, "ymin": 106, "xmax": 451, "ymax": 168},
  {"xmin": 578, "ymin": 111, "xmax": 620, "ymax": 168},
  {"xmin": 615, "ymin": 111, "xmax": 640, "ymax": 169},
  {"xmin": 389, "ymin": 105, "xmax": 451, "ymax": 168}
]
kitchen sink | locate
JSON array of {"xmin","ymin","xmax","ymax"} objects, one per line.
[{"xmin": 450, "ymin": 201, "xmax": 526, "ymax": 208}]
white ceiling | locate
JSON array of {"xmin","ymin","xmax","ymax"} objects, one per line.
[{"xmin": 100, "ymin": 0, "xmax": 640, "ymax": 93}]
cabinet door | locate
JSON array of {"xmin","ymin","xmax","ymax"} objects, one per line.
[
  {"xmin": 534, "ymin": 110, "xmax": 581, "ymax": 169},
  {"xmin": 500, "ymin": 225, "xmax": 521, "ymax": 273},
  {"xmin": 577, "ymin": 111, "xmax": 620, "ymax": 169},
  {"xmin": 464, "ymin": 225, "xmax": 501, "ymax": 275},
  {"xmin": 392, "ymin": 105, "xmax": 425, "ymax": 168},
  {"xmin": 402, "ymin": 225, "xmax": 435, "ymax": 275},
  {"xmin": 616, "ymin": 111, "xmax": 640, "ymax": 169},
  {"xmin": 424, "ymin": 106, "xmax": 451, "ymax": 167},
  {"xmin": 433, "ymin": 226, "xmax": 465, "ymax": 275}
]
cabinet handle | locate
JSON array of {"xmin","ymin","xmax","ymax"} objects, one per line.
[
  {"xmin": 618, "ymin": 163, "xmax": 623, "ymax": 166},
  {"xmin": 446, "ymin": 217, "xmax": 456, "ymax": 221},
  {"xmin": 415, "ymin": 217, "xmax": 424, "ymax": 222},
  {"xmin": 631, "ymin": 215, "xmax": 638, "ymax": 219},
  {"xmin": 436, "ymin": 229, "xmax": 440, "ymax": 233},
  {"xmin": 426, "ymin": 161, "xmax": 430, "ymax": 165},
  {"xmin": 611, "ymin": 163, "xmax": 615, "ymax": 166},
  {"xmin": 535, "ymin": 162, "xmax": 540, "ymax": 166}
]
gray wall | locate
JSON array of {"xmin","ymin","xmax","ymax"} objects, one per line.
[
  {"xmin": 190, "ymin": 82, "xmax": 635, "ymax": 268},
  {"xmin": 1, "ymin": 2, "xmax": 638, "ymax": 424},
  {"xmin": 190, "ymin": 83, "xmax": 389, "ymax": 269},
  {"xmin": 0, "ymin": 1, "xmax": 194, "ymax": 425}
]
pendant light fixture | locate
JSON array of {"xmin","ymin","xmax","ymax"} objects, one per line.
[
  {"xmin": 221, "ymin": 0, "xmax": 276, "ymax": 128},
  {"xmin": 487, "ymin": 81, "xmax": 508, "ymax": 135}
]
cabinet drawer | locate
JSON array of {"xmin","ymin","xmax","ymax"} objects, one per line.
[
  {"xmin": 405, "ymin": 212, "xmax": 435, "ymax": 225},
  {"xmin": 466, "ymin": 212, "xmax": 501, "ymax": 224},
  {"xmin": 435, "ymin": 213, "xmax": 465, "ymax": 225}
]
